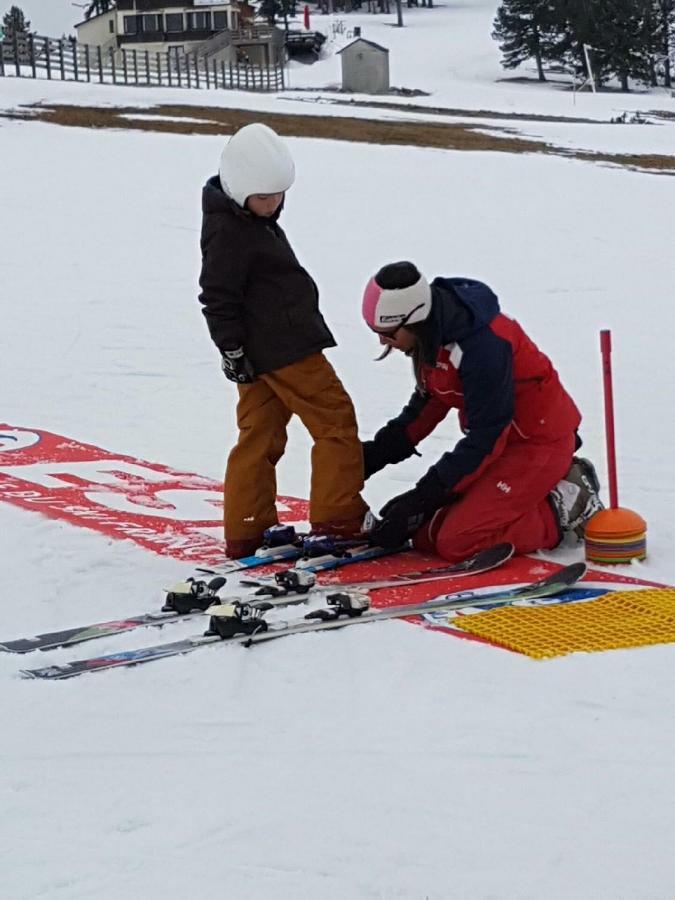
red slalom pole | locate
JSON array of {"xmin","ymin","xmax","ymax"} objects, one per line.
[
  {"xmin": 600, "ymin": 329, "xmax": 619, "ymax": 509},
  {"xmin": 585, "ymin": 330, "xmax": 646, "ymax": 563}
]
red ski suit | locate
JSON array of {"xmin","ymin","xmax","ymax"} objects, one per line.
[{"xmin": 373, "ymin": 278, "xmax": 581, "ymax": 562}]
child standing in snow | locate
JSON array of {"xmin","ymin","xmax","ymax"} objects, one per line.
[
  {"xmin": 198, "ymin": 123, "xmax": 368, "ymax": 558},
  {"xmin": 360, "ymin": 261, "xmax": 603, "ymax": 561}
]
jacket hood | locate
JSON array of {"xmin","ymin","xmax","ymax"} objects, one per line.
[
  {"xmin": 420, "ymin": 277, "xmax": 500, "ymax": 362},
  {"xmin": 202, "ymin": 174, "xmax": 284, "ymax": 222},
  {"xmin": 218, "ymin": 123, "xmax": 295, "ymax": 208}
]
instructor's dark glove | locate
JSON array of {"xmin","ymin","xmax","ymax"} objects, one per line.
[
  {"xmin": 362, "ymin": 425, "xmax": 417, "ymax": 481},
  {"xmin": 370, "ymin": 468, "xmax": 451, "ymax": 549},
  {"xmin": 362, "ymin": 441, "xmax": 381, "ymax": 481},
  {"xmin": 221, "ymin": 347, "xmax": 255, "ymax": 384}
]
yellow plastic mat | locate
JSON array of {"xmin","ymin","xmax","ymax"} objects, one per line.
[{"xmin": 452, "ymin": 588, "xmax": 675, "ymax": 659}]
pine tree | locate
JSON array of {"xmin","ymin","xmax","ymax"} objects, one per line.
[
  {"xmin": 545, "ymin": 0, "xmax": 603, "ymax": 83},
  {"xmin": 492, "ymin": 0, "xmax": 559, "ymax": 81},
  {"xmin": 545, "ymin": 0, "xmax": 655, "ymax": 90},
  {"xmin": 596, "ymin": 0, "xmax": 653, "ymax": 90},
  {"xmin": 653, "ymin": 0, "xmax": 674, "ymax": 86},
  {"xmin": 641, "ymin": 0, "xmax": 665, "ymax": 86},
  {"xmin": 2, "ymin": 5, "xmax": 30, "ymax": 40},
  {"xmin": 493, "ymin": 0, "xmax": 671, "ymax": 91}
]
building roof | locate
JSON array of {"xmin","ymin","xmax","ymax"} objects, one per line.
[{"xmin": 336, "ymin": 38, "xmax": 389, "ymax": 55}]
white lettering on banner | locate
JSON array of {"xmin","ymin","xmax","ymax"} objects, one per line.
[
  {"xmin": 0, "ymin": 429, "xmax": 41, "ymax": 452},
  {"xmin": 193, "ymin": 526, "xmax": 224, "ymax": 541},
  {"xmin": 0, "ymin": 489, "xmax": 43, "ymax": 499},
  {"xmin": 57, "ymin": 504, "xmax": 216, "ymax": 546},
  {"xmin": 0, "ymin": 426, "xmax": 306, "ymax": 562},
  {"xmin": 0, "ymin": 459, "xmax": 188, "ymax": 490},
  {"xmin": 82, "ymin": 488, "xmax": 223, "ymax": 522}
]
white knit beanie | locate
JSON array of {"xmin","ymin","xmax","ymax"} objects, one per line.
[{"xmin": 218, "ymin": 123, "xmax": 295, "ymax": 208}]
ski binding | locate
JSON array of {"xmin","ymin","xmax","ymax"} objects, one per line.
[{"xmin": 305, "ymin": 590, "xmax": 371, "ymax": 622}]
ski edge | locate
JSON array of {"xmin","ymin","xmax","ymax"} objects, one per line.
[
  {"xmin": 243, "ymin": 562, "xmax": 588, "ymax": 645},
  {"xmin": 1, "ymin": 593, "xmax": 309, "ymax": 655},
  {"xmin": 19, "ymin": 561, "xmax": 586, "ymax": 679},
  {"xmin": 2, "ymin": 543, "xmax": 508, "ymax": 654}
]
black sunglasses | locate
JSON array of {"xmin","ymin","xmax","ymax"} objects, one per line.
[
  {"xmin": 374, "ymin": 302, "xmax": 426, "ymax": 338},
  {"xmin": 373, "ymin": 302, "xmax": 426, "ymax": 361}
]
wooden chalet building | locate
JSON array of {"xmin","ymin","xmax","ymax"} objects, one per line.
[{"xmin": 74, "ymin": 1, "xmax": 283, "ymax": 66}]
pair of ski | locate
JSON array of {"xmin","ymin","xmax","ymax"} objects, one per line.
[
  {"xmin": 2, "ymin": 543, "xmax": 512, "ymax": 655},
  {"xmin": 1, "ymin": 538, "xmax": 403, "ymax": 655},
  {"xmin": 20, "ymin": 557, "xmax": 587, "ymax": 680}
]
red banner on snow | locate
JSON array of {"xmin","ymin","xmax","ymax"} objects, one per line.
[
  {"xmin": 0, "ymin": 424, "xmax": 667, "ymax": 632},
  {"xmin": 0, "ymin": 425, "xmax": 309, "ymax": 564}
]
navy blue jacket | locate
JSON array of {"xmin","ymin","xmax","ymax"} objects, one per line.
[{"xmin": 372, "ymin": 278, "xmax": 580, "ymax": 494}]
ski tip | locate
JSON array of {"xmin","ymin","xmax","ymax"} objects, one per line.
[
  {"xmin": 487, "ymin": 542, "xmax": 516, "ymax": 562},
  {"xmin": 19, "ymin": 669, "xmax": 42, "ymax": 680},
  {"xmin": 567, "ymin": 560, "xmax": 588, "ymax": 580},
  {"xmin": 463, "ymin": 542, "xmax": 514, "ymax": 567}
]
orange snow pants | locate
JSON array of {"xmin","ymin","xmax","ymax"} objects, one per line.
[{"xmin": 224, "ymin": 352, "xmax": 368, "ymax": 542}]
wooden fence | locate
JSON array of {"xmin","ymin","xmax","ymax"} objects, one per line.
[{"xmin": 0, "ymin": 33, "xmax": 285, "ymax": 92}]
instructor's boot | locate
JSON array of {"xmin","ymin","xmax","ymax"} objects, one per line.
[{"xmin": 550, "ymin": 457, "xmax": 604, "ymax": 540}]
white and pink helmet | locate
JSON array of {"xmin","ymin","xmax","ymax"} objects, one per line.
[{"xmin": 362, "ymin": 261, "xmax": 432, "ymax": 332}]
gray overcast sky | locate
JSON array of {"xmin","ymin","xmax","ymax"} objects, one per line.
[{"xmin": 7, "ymin": 0, "xmax": 83, "ymax": 37}]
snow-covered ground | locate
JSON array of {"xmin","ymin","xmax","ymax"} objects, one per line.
[
  {"xmin": 11, "ymin": 0, "xmax": 675, "ymax": 121},
  {"xmin": 2, "ymin": 3, "xmax": 675, "ymax": 898}
]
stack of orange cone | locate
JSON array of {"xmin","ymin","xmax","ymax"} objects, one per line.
[{"xmin": 585, "ymin": 508, "xmax": 647, "ymax": 564}]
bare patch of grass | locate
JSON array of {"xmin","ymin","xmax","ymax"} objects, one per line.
[{"xmin": 3, "ymin": 102, "xmax": 674, "ymax": 174}]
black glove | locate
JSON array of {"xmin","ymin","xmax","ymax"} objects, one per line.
[
  {"xmin": 370, "ymin": 468, "xmax": 451, "ymax": 549},
  {"xmin": 362, "ymin": 425, "xmax": 417, "ymax": 481},
  {"xmin": 221, "ymin": 347, "xmax": 255, "ymax": 384},
  {"xmin": 362, "ymin": 441, "xmax": 380, "ymax": 481}
]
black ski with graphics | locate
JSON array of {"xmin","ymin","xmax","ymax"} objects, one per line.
[
  {"xmin": 0, "ymin": 540, "xmax": 403, "ymax": 654},
  {"xmin": 2, "ymin": 544, "xmax": 511, "ymax": 655},
  {"xmin": 20, "ymin": 562, "xmax": 586, "ymax": 680}
]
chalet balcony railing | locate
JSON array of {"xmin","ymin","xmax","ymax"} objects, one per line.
[
  {"xmin": 229, "ymin": 25, "xmax": 278, "ymax": 40},
  {"xmin": 117, "ymin": 28, "xmax": 215, "ymax": 46}
]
